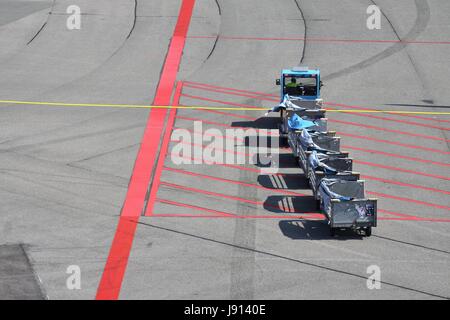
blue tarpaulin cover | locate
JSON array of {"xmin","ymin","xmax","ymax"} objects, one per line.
[
  {"xmin": 266, "ymin": 94, "xmax": 305, "ymax": 114},
  {"xmin": 308, "ymin": 151, "xmax": 338, "ymax": 175},
  {"xmin": 288, "ymin": 113, "xmax": 315, "ymax": 130},
  {"xmin": 319, "ymin": 179, "xmax": 354, "ymax": 201}
]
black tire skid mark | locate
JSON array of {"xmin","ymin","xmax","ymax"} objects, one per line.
[{"xmin": 323, "ymin": 0, "xmax": 430, "ymax": 81}]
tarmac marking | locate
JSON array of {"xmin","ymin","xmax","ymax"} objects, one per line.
[
  {"xmin": 324, "ymin": 101, "xmax": 450, "ymax": 125},
  {"xmin": 144, "ymin": 82, "xmax": 181, "ymax": 217},
  {"xmin": 96, "ymin": 0, "xmax": 196, "ymax": 300},
  {"xmin": 168, "ymin": 148, "xmax": 449, "ymax": 216},
  {"xmin": 331, "ymin": 118, "xmax": 450, "ymax": 142},
  {"xmin": 181, "ymin": 81, "xmax": 450, "ymax": 124},
  {"xmin": 342, "ymin": 145, "xmax": 450, "ymax": 168},
  {"xmin": 155, "ymin": 198, "xmax": 323, "ymax": 220},
  {"xmin": 368, "ymin": 191, "xmax": 450, "ymax": 211},
  {"xmin": 326, "ymin": 105, "xmax": 450, "ymax": 131},
  {"xmin": 338, "ymin": 131, "xmax": 450, "ymax": 155},
  {"xmin": 183, "ymin": 80, "xmax": 278, "ymax": 97},
  {"xmin": 177, "ymin": 95, "xmax": 450, "ymax": 141},
  {"xmin": 1, "ymin": 99, "xmax": 450, "ymax": 115},
  {"xmin": 156, "ymin": 198, "xmax": 237, "ymax": 217},
  {"xmin": 183, "ymin": 82, "xmax": 279, "ymax": 102},
  {"xmin": 168, "ymin": 137, "xmax": 449, "ymax": 197},
  {"xmin": 356, "ymin": 162, "xmax": 450, "ymax": 182},
  {"xmin": 163, "ymin": 166, "xmax": 306, "ymax": 196}
]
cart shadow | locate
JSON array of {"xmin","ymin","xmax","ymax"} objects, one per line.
[
  {"xmin": 279, "ymin": 220, "xmax": 364, "ymax": 240},
  {"xmin": 258, "ymin": 174, "xmax": 310, "ymax": 190},
  {"xmin": 243, "ymin": 136, "xmax": 282, "ymax": 148},
  {"xmin": 254, "ymin": 153, "xmax": 300, "ymax": 169},
  {"xmin": 263, "ymin": 195, "xmax": 319, "ymax": 214}
]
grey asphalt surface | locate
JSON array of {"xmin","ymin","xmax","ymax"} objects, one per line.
[{"xmin": 0, "ymin": 0, "xmax": 449, "ymax": 300}]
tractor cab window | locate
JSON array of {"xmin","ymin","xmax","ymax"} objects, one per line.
[{"xmin": 284, "ymin": 76, "xmax": 317, "ymax": 97}]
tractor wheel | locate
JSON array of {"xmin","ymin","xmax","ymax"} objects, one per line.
[{"xmin": 330, "ymin": 228, "xmax": 336, "ymax": 237}]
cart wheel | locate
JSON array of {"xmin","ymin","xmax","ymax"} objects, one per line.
[
  {"xmin": 316, "ymin": 199, "xmax": 321, "ymax": 210},
  {"xmin": 365, "ymin": 227, "xmax": 372, "ymax": 237},
  {"xmin": 330, "ymin": 228, "xmax": 336, "ymax": 237}
]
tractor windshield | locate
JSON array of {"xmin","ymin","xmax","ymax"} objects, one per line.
[{"xmin": 284, "ymin": 75, "xmax": 317, "ymax": 97}]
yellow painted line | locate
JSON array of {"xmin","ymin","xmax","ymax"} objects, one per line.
[
  {"xmin": 0, "ymin": 99, "xmax": 449, "ymax": 115},
  {"xmin": 0, "ymin": 100, "xmax": 264, "ymax": 111},
  {"xmin": 325, "ymin": 109, "xmax": 450, "ymax": 115}
]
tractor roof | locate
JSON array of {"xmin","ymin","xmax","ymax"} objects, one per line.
[{"xmin": 282, "ymin": 67, "xmax": 320, "ymax": 76}]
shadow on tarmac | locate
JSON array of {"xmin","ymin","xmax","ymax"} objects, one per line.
[{"xmin": 279, "ymin": 220, "xmax": 364, "ymax": 240}]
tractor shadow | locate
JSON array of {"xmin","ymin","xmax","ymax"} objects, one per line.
[{"xmin": 231, "ymin": 116, "xmax": 280, "ymax": 130}]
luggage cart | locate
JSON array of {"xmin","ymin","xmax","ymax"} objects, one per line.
[
  {"xmin": 279, "ymin": 107, "xmax": 326, "ymax": 138},
  {"xmin": 307, "ymin": 151, "xmax": 360, "ymax": 199},
  {"xmin": 289, "ymin": 129, "xmax": 347, "ymax": 173},
  {"xmin": 318, "ymin": 179, "xmax": 377, "ymax": 237}
]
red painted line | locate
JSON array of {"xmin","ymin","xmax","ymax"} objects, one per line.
[
  {"xmin": 379, "ymin": 217, "xmax": 450, "ymax": 222},
  {"xmin": 161, "ymin": 162, "xmax": 448, "ymax": 222},
  {"xmin": 175, "ymin": 114, "xmax": 278, "ymax": 136},
  {"xmin": 184, "ymin": 81, "xmax": 450, "ymax": 126},
  {"xmin": 163, "ymin": 166, "xmax": 307, "ymax": 196},
  {"xmin": 184, "ymin": 83, "xmax": 450, "ymax": 129},
  {"xmin": 169, "ymin": 138, "xmax": 449, "ymax": 196},
  {"xmin": 201, "ymin": 108, "xmax": 257, "ymax": 120},
  {"xmin": 367, "ymin": 191, "xmax": 450, "ymax": 211},
  {"xmin": 175, "ymin": 101, "xmax": 450, "ymax": 156},
  {"xmin": 180, "ymin": 93, "xmax": 263, "ymax": 108},
  {"xmin": 183, "ymin": 82, "xmax": 279, "ymax": 102},
  {"xmin": 170, "ymin": 153, "xmax": 266, "ymax": 174},
  {"xmin": 332, "ymin": 118, "xmax": 449, "ymax": 143},
  {"xmin": 326, "ymin": 105, "xmax": 450, "ymax": 132},
  {"xmin": 183, "ymin": 81, "xmax": 279, "ymax": 98},
  {"xmin": 159, "ymin": 181, "xmax": 312, "ymax": 214},
  {"xmin": 325, "ymin": 102, "xmax": 450, "ymax": 125},
  {"xmin": 172, "ymin": 125, "xmax": 449, "ymax": 198},
  {"xmin": 155, "ymin": 198, "xmax": 323, "ymax": 219},
  {"xmin": 180, "ymin": 93, "xmax": 449, "ymax": 144},
  {"xmin": 171, "ymin": 139, "xmax": 252, "ymax": 158},
  {"xmin": 378, "ymin": 209, "xmax": 450, "ymax": 223},
  {"xmin": 378, "ymin": 209, "xmax": 427, "ymax": 221},
  {"xmin": 342, "ymin": 145, "xmax": 450, "ymax": 168},
  {"xmin": 151, "ymin": 213, "xmax": 450, "ymax": 222},
  {"xmin": 156, "ymin": 198, "xmax": 236, "ymax": 217},
  {"xmin": 145, "ymin": 82, "xmax": 182, "ymax": 217},
  {"xmin": 160, "ymin": 181, "xmax": 264, "ymax": 206},
  {"xmin": 355, "ymin": 160, "xmax": 450, "ymax": 182},
  {"xmin": 361, "ymin": 174, "xmax": 450, "ymax": 195},
  {"xmin": 96, "ymin": 0, "xmax": 196, "ymax": 300},
  {"xmin": 176, "ymin": 107, "xmax": 450, "ymax": 167},
  {"xmin": 173, "ymin": 126, "xmax": 246, "ymax": 143},
  {"xmin": 338, "ymin": 131, "xmax": 450, "ymax": 155},
  {"xmin": 153, "ymin": 213, "xmax": 324, "ymax": 220},
  {"xmin": 188, "ymin": 35, "xmax": 450, "ymax": 45},
  {"xmin": 170, "ymin": 149, "xmax": 448, "ymax": 212},
  {"xmin": 183, "ymin": 81, "xmax": 450, "ymax": 126},
  {"xmin": 173, "ymin": 117, "xmax": 450, "ymax": 203},
  {"xmin": 94, "ymin": 216, "xmax": 139, "ymax": 300}
]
